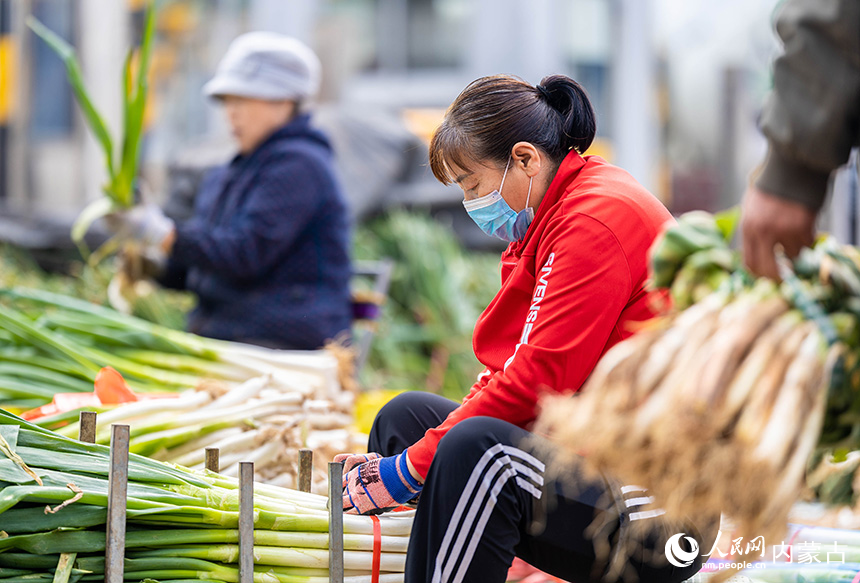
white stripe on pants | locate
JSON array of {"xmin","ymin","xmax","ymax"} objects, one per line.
[{"xmin": 431, "ymin": 444, "xmax": 545, "ymax": 583}]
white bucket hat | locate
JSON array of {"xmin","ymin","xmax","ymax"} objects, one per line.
[{"xmin": 203, "ymin": 32, "xmax": 322, "ymax": 102}]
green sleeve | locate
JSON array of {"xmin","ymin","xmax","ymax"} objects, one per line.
[{"xmin": 755, "ymin": 0, "xmax": 860, "ymax": 210}]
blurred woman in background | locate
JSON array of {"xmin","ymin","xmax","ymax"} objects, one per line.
[{"xmin": 109, "ymin": 32, "xmax": 352, "ymax": 350}]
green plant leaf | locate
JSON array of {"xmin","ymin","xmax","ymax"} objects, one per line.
[
  {"xmin": 52, "ymin": 553, "xmax": 77, "ymax": 583},
  {"xmin": 26, "ymin": 16, "xmax": 114, "ymax": 179},
  {"xmin": 714, "ymin": 205, "xmax": 741, "ymax": 242},
  {"xmin": 0, "ymin": 429, "xmax": 41, "ymax": 486},
  {"xmin": 0, "ymin": 426, "xmax": 18, "ymax": 450},
  {"xmin": 115, "ymin": 1, "xmax": 156, "ymax": 208},
  {"xmin": 105, "ymin": 49, "xmax": 137, "ymax": 207}
]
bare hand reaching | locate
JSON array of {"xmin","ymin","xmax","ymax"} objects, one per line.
[{"xmin": 740, "ymin": 186, "xmax": 817, "ymax": 279}]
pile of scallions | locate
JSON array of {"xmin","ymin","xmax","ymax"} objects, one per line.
[
  {"xmin": 0, "ymin": 409, "xmax": 413, "ymax": 583},
  {"xmin": 534, "ymin": 210, "xmax": 860, "ymax": 572},
  {"xmin": 0, "ymin": 287, "xmax": 347, "ymax": 411},
  {"xmin": 33, "ymin": 376, "xmax": 360, "ymax": 494},
  {"xmin": 0, "ymin": 287, "xmax": 361, "ymax": 492}
]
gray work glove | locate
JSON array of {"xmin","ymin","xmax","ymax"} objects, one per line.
[{"xmin": 105, "ymin": 203, "xmax": 175, "ymax": 249}]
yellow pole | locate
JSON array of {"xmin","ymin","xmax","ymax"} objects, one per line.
[{"xmin": 0, "ymin": 0, "xmax": 14, "ymax": 202}]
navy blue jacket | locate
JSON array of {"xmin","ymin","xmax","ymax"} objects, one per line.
[{"xmin": 161, "ymin": 114, "xmax": 353, "ymax": 349}]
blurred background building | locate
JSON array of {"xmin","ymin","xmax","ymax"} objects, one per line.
[{"xmin": 2, "ymin": 0, "xmax": 854, "ymax": 252}]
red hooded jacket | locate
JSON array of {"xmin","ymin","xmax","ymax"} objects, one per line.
[{"xmin": 407, "ymin": 152, "xmax": 674, "ymax": 477}]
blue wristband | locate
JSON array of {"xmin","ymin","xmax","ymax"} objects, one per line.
[
  {"xmin": 397, "ymin": 450, "xmax": 423, "ymax": 491},
  {"xmin": 378, "ymin": 451, "xmax": 422, "ymax": 504}
]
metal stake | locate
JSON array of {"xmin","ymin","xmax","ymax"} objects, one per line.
[
  {"xmin": 78, "ymin": 411, "xmax": 97, "ymax": 443},
  {"xmin": 205, "ymin": 447, "xmax": 220, "ymax": 473},
  {"xmin": 298, "ymin": 448, "xmax": 313, "ymax": 492},
  {"xmin": 239, "ymin": 462, "xmax": 254, "ymax": 583},
  {"xmin": 328, "ymin": 461, "xmax": 344, "ymax": 583},
  {"xmin": 105, "ymin": 424, "xmax": 129, "ymax": 583}
]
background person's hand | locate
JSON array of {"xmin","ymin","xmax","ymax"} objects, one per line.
[
  {"xmin": 105, "ymin": 204, "xmax": 175, "ymax": 250},
  {"xmin": 118, "ymin": 245, "xmax": 167, "ymax": 281},
  {"xmin": 741, "ymin": 185, "xmax": 817, "ymax": 280},
  {"xmin": 340, "ymin": 450, "xmax": 422, "ymax": 515}
]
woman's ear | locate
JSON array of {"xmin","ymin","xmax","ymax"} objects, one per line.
[{"xmin": 510, "ymin": 142, "xmax": 542, "ymax": 177}]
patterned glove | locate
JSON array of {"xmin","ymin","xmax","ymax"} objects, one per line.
[
  {"xmin": 341, "ymin": 450, "xmax": 422, "ymax": 515},
  {"xmin": 333, "ymin": 452, "xmax": 382, "ymax": 475}
]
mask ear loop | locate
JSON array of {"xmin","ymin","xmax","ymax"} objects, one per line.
[
  {"xmin": 498, "ymin": 157, "xmax": 512, "ymax": 195},
  {"xmin": 524, "ymin": 176, "xmax": 533, "ymax": 212}
]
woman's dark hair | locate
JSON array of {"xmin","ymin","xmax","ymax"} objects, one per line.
[{"xmin": 429, "ymin": 74, "xmax": 596, "ymax": 184}]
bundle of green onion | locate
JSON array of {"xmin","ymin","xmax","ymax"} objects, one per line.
[
  {"xmin": 0, "ymin": 409, "xmax": 412, "ymax": 582},
  {"xmin": 535, "ymin": 210, "xmax": 860, "ymax": 568},
  {"xmin": 32, "ymin": 377, "xmax": 361, "ymax": 493},
  {"xmin": 647, "ymin": 210, "xmax": 860, "ymax": 453},
  {"xmin": 0, "ymin": 244, "xmax": 193, "ymax": 331},
  {"xmin": 27, "ymin": 0, "xmax": 155, "ymax": 251},
  {"xmin": 0, "ymin": 287, "xmax": 343, "ymax": 410}
]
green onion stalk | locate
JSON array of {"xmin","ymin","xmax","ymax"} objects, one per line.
[
  {"xmin": 26, "ymin": 4, "xmax": 164, "ymax": 321},
  {"xmin": 0, "ymin": 409, "xmax": 412, "ymax": 582},
  {"xmin": 30, "ymin": 377, "xmax": 361, "ymax": 491},
  {"xmin": 26, "ymin": 1, "xmax": 156, "ymax": 255},
  {"xmin": 0, "ymin": 287, "xmax": 344, "ymax": 408}
]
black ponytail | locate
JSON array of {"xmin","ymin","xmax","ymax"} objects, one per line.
[
  {"xmin": 429, "ymin": 74, "xmax": 598, "ymax": 184},
  {"xmin": 537, "ymin": 74, "xmax": 596, "ymax": 154}
]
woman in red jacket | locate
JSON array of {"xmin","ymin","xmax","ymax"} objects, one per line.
[{"xmin": 338, "ymin": 75, "xmax": 717, "ymax": 583}]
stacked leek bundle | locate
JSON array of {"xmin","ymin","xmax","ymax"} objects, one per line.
[
  {"xmin": 654, "ymin": 211, "xmax": 860, "ymax": 512},
  {"xmin": 535, "ymin": 210, "xmax": 860, "ymax": 552},
  {"xmin": 33, "ymin": 376, "xmax": 361, "ymax": 494},
  {"xmin": 0, "ymin": 409, "xmax": 413, "ymax": 583},
  {"xmin": 0, "ymin": 287, "xmax": 344, "ymax": 410},
  {"xmin": 0, "ymin": 288, "xmax": 360, "ymax": 492},
  {"xmin": 0, "ymin": 243, "xmax": 193, "ymax": 331}
]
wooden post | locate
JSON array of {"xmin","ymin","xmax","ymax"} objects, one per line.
[
  {"xmin": 205, "ymin": 447, "xmax": 220, "ymax": 473},
  {"xmin": 78, "ymin": 411, "xmax": 97, "ymax": 443},
  {"xmin": 298, "ymin": 448, "xmax": 313, "ymax": 492}
]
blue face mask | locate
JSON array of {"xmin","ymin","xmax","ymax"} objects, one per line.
[{"xmin": 463, "ymin": 158, "xmax": 535, "ymax": 242}]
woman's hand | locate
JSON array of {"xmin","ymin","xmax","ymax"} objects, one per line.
[
  {"xmin": 333, "ymin": 452, "xmax": 382, "ymax": 475},
  {"xmin": 337, "ymin": 450, "xmax": 422, "ymax": 515}
]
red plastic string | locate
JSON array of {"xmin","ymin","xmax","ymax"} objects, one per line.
[
  {"xmin": 371, "ymin": 514, "xmax": 381, "ymax": 583},
  {"xmin": 786, "ymin": 527, "xmax": 803, "ymax": 563}
]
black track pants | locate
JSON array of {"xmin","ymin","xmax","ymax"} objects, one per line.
[{"xmin": 368, "ymin": 392, "xmax": 717, "ymax": 583}]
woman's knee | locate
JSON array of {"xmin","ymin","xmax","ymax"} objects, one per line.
[
  {"xmin": 376, "ymin": 392, "xmax": 450, "ymax": 423},
  {"xmin": 434, "ymin": 416, "xmax": 529, "ymax": 468},
  {"xmin": 368, "ymin": 392, "xmax": 459, "ymax": 455}
]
